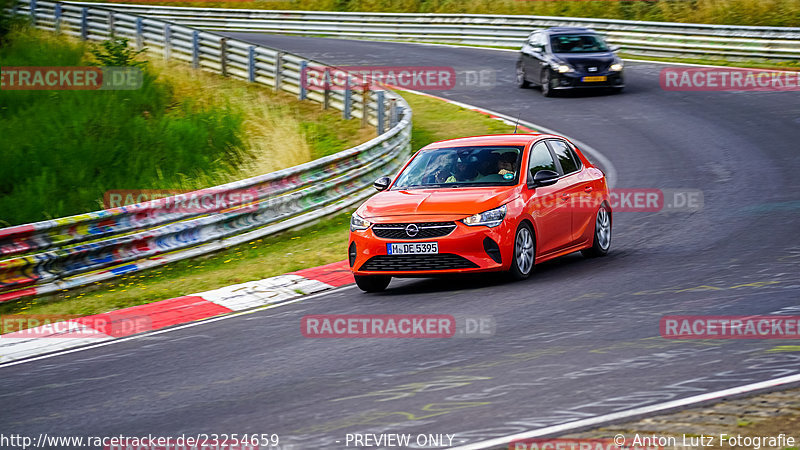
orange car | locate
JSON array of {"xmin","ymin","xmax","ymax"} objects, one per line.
[{"xmin": 348, "ymin": 134, "xmax": 612, "ymax": 292}]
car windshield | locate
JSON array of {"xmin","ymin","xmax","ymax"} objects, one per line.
[
  {"xmin": 392, "ymin": 146, "xmax": 523, "ymax": 190},
  {"xmin": 550, "ymin": 34, "xmax": 610, "ymax": 53}
]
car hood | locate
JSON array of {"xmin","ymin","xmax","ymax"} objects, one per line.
[
  {"xmin": 359, "ymin": 186, "xmax": 520, "ymax": 220},
  {"xmin": 554, "ymin": 52, "xmax": 615, "ymax": 68}
]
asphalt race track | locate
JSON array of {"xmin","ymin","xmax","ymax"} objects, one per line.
[{"xmin": 2, "ymin": 35, "xmax": 800, "ymax": 449}]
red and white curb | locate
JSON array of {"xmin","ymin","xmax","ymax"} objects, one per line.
[{"xmin": 0, "ymin": 260, "xmax": 353, "ymax": 364}]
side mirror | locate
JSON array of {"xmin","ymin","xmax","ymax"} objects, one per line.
[
  {"xmin": 373, "ymin": 176, "xmax": 391, "ymax": 191},
  {"xmin": 610, "ymin": 45, "xmax": 621, "ymax": 52},
  {"xmin": 530, "ymin": 169, "xmax": 560, "ymax": 187}
]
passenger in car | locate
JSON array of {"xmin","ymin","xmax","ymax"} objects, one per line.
[{"xmin": 497, "ymin": 152, "xmax": 517, "ymax": 176}]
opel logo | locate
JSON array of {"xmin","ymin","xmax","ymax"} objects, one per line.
[{"xmin": 405, "ymin": 224, "xmax": 419, "ymax": 237}]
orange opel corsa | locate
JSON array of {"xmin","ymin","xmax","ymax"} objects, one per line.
[{"xmin": 348, "ymin": 134, "xmax": 612, "ymax": 292}]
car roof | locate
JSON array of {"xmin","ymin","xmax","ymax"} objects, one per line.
[
  {"xmin": 423, "ymin": 134, "xmax": 548, "ymax": 149},
  {"xmin": 545, "ymin": 27, "xmax": 595, "ymax": 35}
]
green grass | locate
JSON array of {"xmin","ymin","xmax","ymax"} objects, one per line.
[
  {"xmin": 0, "ymin": 29, "xmax": 247, "ymax": 226},
  {"xmin": 0, "ymin": 28, "xmax": 375, "ymax": 227},
  {"xmin": 0, "ymin": 90, "xmax": 516, "ymax": 319},
  {"xmin": 80, "ymin": 0, "xmax": 800, "ymax": 27}
]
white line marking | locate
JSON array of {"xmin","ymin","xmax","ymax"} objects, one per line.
[
  {"xmin": 0, "ymin": 284, "xmax": 356, "ymax": 369},
  {"xmin": 451, "ymin": 373, "xmax": 800, "ymax": 449},
  {"xmin": 401, "ymin": 88, "xmax": 618, "ymax": 188}
]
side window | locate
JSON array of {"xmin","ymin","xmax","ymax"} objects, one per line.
[
  {"xmin": 548, "ymin": 139, "xmax": 581, "ymax": 175},
  {"xmin": 528, "ymin": 141, "xmax": 557, "ymax": 177},
  {"xmin": 540, "ymin": 33, "xmax": 549, "ymax": 51}
]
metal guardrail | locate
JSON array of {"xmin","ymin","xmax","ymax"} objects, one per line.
[
  {"xmin": 0, "ymin": 0, "xmax": 413, "ymax": 302},
  {"xmin": 59, "ymin": 3, "xmax": 800, "ymax": 61}
]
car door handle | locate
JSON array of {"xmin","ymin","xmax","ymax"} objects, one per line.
[
  {"xmin": 560, "ymin": 193, "xmax": 570, "ymax": 201},
  {"xmin": 584, "ymin": 186, "xmax": 593, "ymax": 193}
]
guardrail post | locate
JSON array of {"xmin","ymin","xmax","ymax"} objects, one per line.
[
  {"xmin": 248, "ymin": 46, "xmax": 256, "ymax": 82},
  {"xmin": 54, "ymin": 2, "xmax": 62, "ymax": 34},
  {"xmin": 135, "ymin": 17, "xmax": 143, "ymax": 51},
  {"xmin": 322, "ymin": 68, "xmax": 330, "ymax": 110},
  {"xmin": 376, "ymin": 90, "xmax": 385, "ymax": 134},
  {"xmin": 108, "ymin": 11, "xmax": 115, "ymax": 37},
  {"xmin": 361, "ymin": 82, "xmax": 369, "ymax": 128},
  {"xmin": 29, "ymin": 0, "xmax": 36, "ymax": 25},
  {"xmin": 192, "ymin": 31, "xmax": 199, "ymax": 69},
  {"xmin": 163, "ymin": 23, "xmax": 171, "ymax": 60},
  {"xmin": 343, "ymin": 76, "xmax": 351, "ymax": 120},
  {"xmin": 220, "ymin": 38, "xmax": 228, "ymax": 77},
  {"xmin": 274, "ymin": 52, "xmax": 283, "ymax": 91},
  {"xmin": 389, "ymin": 97, "xmax": 397, "ymax": 127},
  {"xmin": 12, "ymin": 0, "xmax": 18, "ymax": 18},
  {"xmin": 80, "ymin": 7, "xmax": 88, "ymax": 41},
  {"xmin": 298, "ymin": 60, "xmax": 308, "ymax": 100}
]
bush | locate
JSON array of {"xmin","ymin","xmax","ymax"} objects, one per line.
[{"xmin": 89, "ymin": 37, "xmax": 148, "ymax": 67}]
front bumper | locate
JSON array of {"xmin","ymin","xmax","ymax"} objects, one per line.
[
  {"xmin": 552, "ymin": 71, "xmax": 624, "ymax": 89},
  {"xmin": 349, "ymin": 218, "xmax": 516, "ymax": 276}
]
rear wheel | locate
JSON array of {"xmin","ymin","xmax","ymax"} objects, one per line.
[
  {"xmin": 509, "ymin": 223, "xmax": 535, "ymax": 280},
  {"xmin": 354, "ymin": 274, "xmax": 391, "ymax": 292},
  {"xmin": 582, "ymin": 205, "xmax": 612, "ymax": 257}
]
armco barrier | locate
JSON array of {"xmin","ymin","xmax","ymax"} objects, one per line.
[
  {"xmin": 56, "ymin": 4, "xmax": 800, "ymax": 61},
  {"xmin": 0, "ymin": 0, "xmax": 412, "ymax": 302}
]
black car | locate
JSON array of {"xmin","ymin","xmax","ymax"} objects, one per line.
[{"xmin": 516, "ymin": 27, "xmax": 625, "ymax": 96}]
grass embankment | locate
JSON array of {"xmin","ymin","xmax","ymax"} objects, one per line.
[
  {"xmin": 0, "ymin": 28, "xmax": 373, "ymax": 226},
  {"xmin": 0, "ymin": 90, "xmax": 517, "ymax": 318},
  {"xmin": 83, "ymin": 0, "xmax": 800, "ymax": 27}
]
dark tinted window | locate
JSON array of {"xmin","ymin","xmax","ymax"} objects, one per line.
[
  {"xmin": 548, "ymin": 140, "xmax": 581, "ymax": 175},
  {"xmin": 528, "ymin": 141, "xmax": 557, "ymax": 176},
  {"xmin": 550, "ymin": 34, "xmax": 609, "ymax": 53}
]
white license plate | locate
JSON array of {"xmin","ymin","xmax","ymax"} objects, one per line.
[{"xmin": 387, "ymin": 242, "xmax": 439, "ymax": 255}]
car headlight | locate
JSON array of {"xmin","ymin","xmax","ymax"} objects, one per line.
[
  {"xmin": 350, "ymin": 213, "xmax": 371, "ymax": 231},
  {"xmin": 556, "ymin": 64, "xmax": 573, "ymax": 73},
  {"xmin": 462, "ymin": 204, "xmax": 507, "ymax": 228},
  {"xmin": 610, "ymin": 63, "xmax": 624, "ymax": 72}
]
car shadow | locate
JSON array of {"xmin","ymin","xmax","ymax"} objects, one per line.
[{"xmin": 369, "ymin": 251, "xmax": 599, "ymax": 297}]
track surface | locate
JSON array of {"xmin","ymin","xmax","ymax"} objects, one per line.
[{"xmin": 3, "ymin": 36, "xmax": 800, "ymax": 449}]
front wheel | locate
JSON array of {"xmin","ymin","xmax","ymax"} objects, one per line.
[
  {"xmin": 582, "ymin": 205, "xmax": 612, "ymax": 257},
  {"xmin": 509, "ymin": 224, "xmax": 535, "ymax": 280},
  {"xmin": 354, "ymin": 274, "xmax": 391, "ymax": 292},
  {"xmin": 516, "ymin": 62, "xmax": 530, "ymax": 88},
  {"xmin": 541, "ymin": 69, "xmax": 554, "ymax": 97}
]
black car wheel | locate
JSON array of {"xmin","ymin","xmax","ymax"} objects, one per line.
[
  {"xmin": 516, "ymin": 62, "xmax": 530, "ymax": 88},
  {"xmin": 582, "ymin": 205, "xmax": 612, "ymax": 257},
  {"xmin": 509, "ymin": 223, "xmax": 535, "ymax": 280},
  {"xmin": 541, "ymin": 69, "xmax": 554, "ymax": 97},
  {"xmin": 354, "ymin": 274, "xmax": 391, "ymax": 292}
]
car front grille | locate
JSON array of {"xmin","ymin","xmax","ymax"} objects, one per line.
[
  {"xmin": 372, "ymin": 222, "xmax": 457, "ymax": 240},
  {"xmin": 360, "ymin": 254, "xmax": 479, "ymax": 272},
  {"xmin": 575, "ymin": 63, "xmax": 609, "ymax": 73}
]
